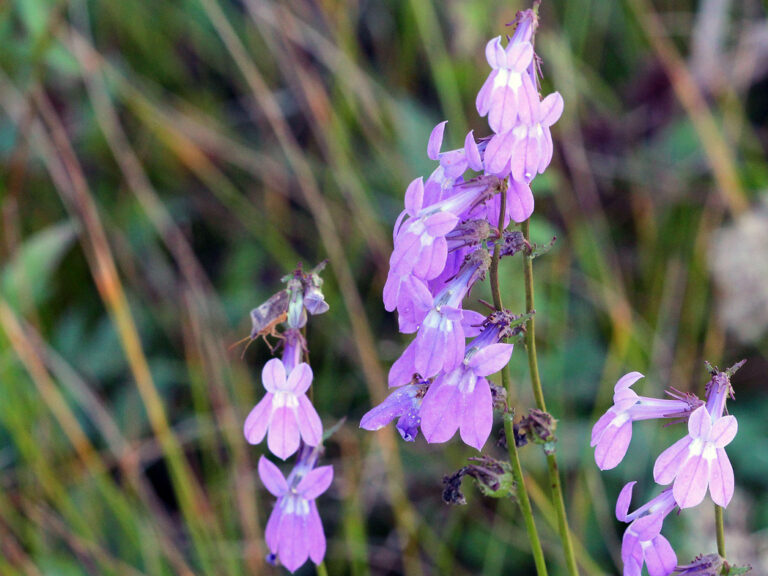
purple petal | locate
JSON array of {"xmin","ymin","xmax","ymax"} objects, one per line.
[
  {"xmin": 404, "ymin": 177, "xmax": 424, "ymax": 215},
  {"xmin": 262, "ymin": 358, "xmax": 286, "ymax": 393},
  {"xmin": 296, "ymin": 395, "xmax": 323, "ymax": 446},
  {"xmin": 517, "ymin": 73, "xmax": 539, "ymax": 126},
  {"xmin": 298, "ymin": 465, "xmax": 334, "ymax": 500},
  {"xmin": 537, "ymin": 128, "xmax": 554, "ymax": 174},
  {"xmin": 653, "ymin": 435, "xmax": 693, "ymax": 484},
  {"xmin": 388, "ymin": 340, "xmax": 418, "ymax": 387},
  {"xmin": 594, "ymin": 417, "xmax": 632, "ymax": 470},
  {"xmin": 615, "ymin": 481, "xmax": 637, "ymax": 521},
  {"xmin": 644, "ymin": 534, "xmax": 677, "ymax": 576},
  {"xmin": 423, "ymin": 211, "xmax": 460, "ymax": 236},
  {"xmin": 709, "ymin": 447, "xmax": 734, "ymax": 507},
  {"xmin": 688, "ymin": 405, "xmax": 712, "ymax": 438},
  {"xmin": 258, "ymin": 456, "xmax": 289, "ymax": 497},
  {"xmin": 428, "ymin": 121, "xmax": 447, "ymax": 161},
  {"xmin": 420, "ymin": 378, "xmax": 461, "ymax": 443},
  {"xmin": 277, "ymin": 511, "xmax": 309, "ymax": 573},
  {"xmin": 484, "ymin": 131, "xmax": 516, "ymax": 176},
  {"xmin": 360, "ymin": 385, "xmax": 419, "ymax": 431},
  {"xmin": 286, "ymin": 362, "xmax": 313, "ymax": 394},
  {"xmin": 591, "ymin": 409, "xmax": 616, "ymax": 447},
  {"xmin": 509, "ymin": 133, "xmax": 528, "ymax": 182},
  {"xmin": 307, "ymin": 502, "xmax": 327, "ymax": 565},
  {"xmin": 540, "ymin": 92, "xmax": 564, "ymax": 126},
  {"xmin": 710, "ymin": 415, "xmax": 737, "ymax": 448},
  {"xmin": 396, "ymin": 276, "xmax": 434, "ymax": 333},
  {"xmin": 489, "ymin": 84, "xmax": 522, "ymax": 135},
  {"xmin": 468, "ymin": 343, "xmax": 514, "ymax": 376},
  {"xmin": 485, "ymin": 37, "xmax": 504, "ymax": 69},
  {"xmin": 267, "ymin": 406, "xmax": 301, "ymax": 460},
  {"xmin": 476, "ymin": 72, "xmax": 496, "ymax": 116},
  {"xmin": 459, "ymin": 376, "xmax": 493, "ymax": 450},
  {"xmin": 383, "ymin": 270, "xmax": 402, "ymax": 312},
  {"xmin": 673, "ymin": 452, "xmax": 709, "ymax": 508},
  {"xmin": 631, "ymin": 513, "xmax": 663, "ymax": 540},
  {"xmin": 244, "ymin": 395, "xmax": 273, "ymax": 444},
  {"xmin": 614, "ymin": 371, "xmax": 644, "ymax": 392},
  {"xmin": 265, "ymin": 506, "xmax": 282, "ymax": 553},
  {"xmin": 461, "ymin": 310, "xmax": 486, "ymax": 337},
  {"xmin": 506, "ymin": 41, "xmax": 534, "ymax": 72},
  {"xmin": 464, "ymin": 131, "xmax": 483, "ymax": 171},
  {"xmin": 507, "ymin": 179, "xmax": 534, "ymax": 223}
]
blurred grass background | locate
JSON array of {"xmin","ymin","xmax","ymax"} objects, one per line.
[{"xmin": 1, "ymin": 0, "xmax": 767, "ymax": 574}]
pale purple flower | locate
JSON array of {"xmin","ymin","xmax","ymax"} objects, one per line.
[
  {"xmin": 388, "ymin": 309, "xmax": 486, "ymax": 388},
  {"xmin": 616, "ymin": 482, "xmax": 678, "ymax": 576},
  {"xmin": 260, "ymin": 451, "xmax": 333, "ymax": 572},
  {"xmin": 483, "ymin": 91, "xmax": 564, "ymax": 180},
  {"xmin": 653, "ymin": 405, "xmax": 737, "ymax": 509},
  {"xmin": 359, "ymin": 382, "xmax": 428, "ymax": 441},
  {"xmin": 591, "ymin": 372, "xmax": 700, "ymax": 470},
  {"xmin": 476, "ymin": 36, "xmax": 537, "ymax": 134},
  {"xmin": 390, "ymin": 177, "xmax": 458, "ymax": 281},
  {"xmin": 420, "ymin": 325, "xmax": 514, "ymax": 450},
  {"xmin": 244, "ymin": 358, "xmax": 323, "ymax": 460},
  {"xmin": 409, "ymin": 250, "xmax": 490, "ymax": 378}
]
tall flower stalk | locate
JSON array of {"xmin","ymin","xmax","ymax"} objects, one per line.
[
  {"xmin": 361, "ymin": 5, "xmax": 578, "ymax": 574},
  {"xmin": 241, "ymin": 263, "xmax": 334, "ymax": 573}
]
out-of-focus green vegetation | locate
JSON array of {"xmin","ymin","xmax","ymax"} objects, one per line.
[{"xmin": 1, "ymin": 0, "xmax": 767, "ymax": 574}]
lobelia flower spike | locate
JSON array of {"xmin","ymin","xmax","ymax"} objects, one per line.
[
  {"xmin": 615, "ymin": 482, "xmax": 678, "ymax": 576},
  {"xmin": 260, "ymin": 444, "xmax": 333, "ymax": 573},
  {"xmin": 591, "ymin": 372, "xmax": 702, "ymax": 470}
]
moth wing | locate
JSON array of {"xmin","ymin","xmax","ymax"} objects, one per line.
[{"xmin": 250, "ymin": 290, "xmax": 289, "ymax": 338}]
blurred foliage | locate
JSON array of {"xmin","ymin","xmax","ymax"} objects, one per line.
[{"xmin": 1, "ymin": 0, "xmax": 767, "ymax": 575}]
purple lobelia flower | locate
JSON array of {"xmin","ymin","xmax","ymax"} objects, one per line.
[
  {"xmin": 653, "ymin": 404, "xmax": 737, "ymax": 509},
  {"xmin": 389, "ymin": 250, "xmax": 491, "ymax": 382},
  {"xmin": 475, "ymin": 26, "xmax": 537, "ymax": 135},
  {"xmin": 260, "ymin": 447, "xmax": 333, "ymax": 573},
  {"xmin": 359, "ymin": 380, "xmax": 429, "ymax": 441},
  {"xmin": 244, "ymin": 358, "xmax": 323, "ymax": 460},
  {"xmin": 483, "ymin": 91, "xmax": 564, "ymax": 181},
  {"xmin": 615, "ymin": 482, "xmax": 678, "ymax": 576},
  {"xmin": 419, "ymin": 323, "xmax": 514, "ymax": 450},
  {"xmin": 591, "ymin": 372, "xmax": 701, "ymax": 470}
]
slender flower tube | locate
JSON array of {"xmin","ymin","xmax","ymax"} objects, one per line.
[
  {"xmin": 591, "ymin": 372, "xmax": 701, "ymax": 470},
  {"xmin": 260, "ymin": 447, "xmax": 333, "ymax": 572}
]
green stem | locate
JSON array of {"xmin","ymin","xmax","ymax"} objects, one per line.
[
  {"xmin": 521, "ymin": 219, "xmax": 579, "ymax": 576},
  {"xmin": 317, "ymin": 561, "xmax": 329, "ymax": 576},
  {"xmin": 715, "ymin": 504, "xmax": 726, "ymax": 558},
  {"xmin": 490, "ymin": 191, "xmax": 548, "ymax": 576}
]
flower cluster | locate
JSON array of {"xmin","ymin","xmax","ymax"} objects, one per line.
[
  {"xmin": 362, "ymin": 9, "xmax": 562, "ymax": 454},
  {"xmin": 592, "ymin": 362, "xmax": 744, "ymax": 576},
  {"xmin": 242, "ymin": 263, "xmax": 332, "ymax": 572}
]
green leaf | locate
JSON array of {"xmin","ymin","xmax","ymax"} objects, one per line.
[{"xmin": 1, "ymin": 220, "xmax": 78, "ymax": 311}]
